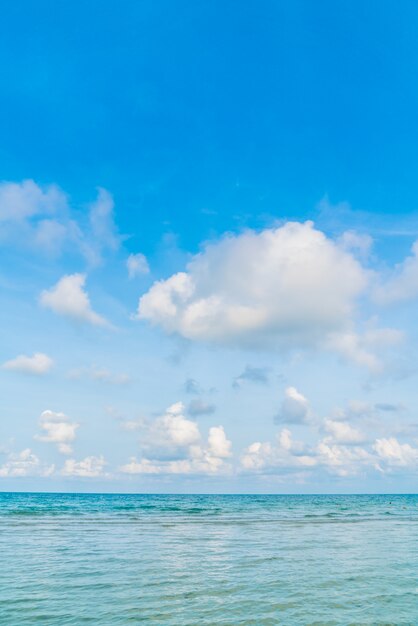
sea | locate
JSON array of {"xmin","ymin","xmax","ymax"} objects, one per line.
[{"xmin": 0, "ymin": 493, "xmax": 417, "ymax": 625}]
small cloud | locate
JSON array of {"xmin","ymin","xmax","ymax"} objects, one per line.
[
  {"xmin": 127, "ymin": 253, "xmax": 150, "ymax": 278},
  {"xmin": 39, "ymin": 273, "xmax": 109, "ymax": 327},
  {"xmin": 35, "ymin": 409, "xmax": 79, "ymax": 455},
  {"xmin": 62, "ymin": 455, "xmax": 107, "ymax": 478},
  {"xmin": 188, "ymin": 398, "xmax": 216, "ymax": 417},
  {"xmin": 275, "ymin": 387, "xmax": 311, "ymax": 424},
  {"xmin": 2, "ymin": 352, "xmax": 53, "ymax": 375},
  {"xmin": 0, "ymin": 448, "xmax": 54, "ymax": 477},
  {"xmin": 375, "ymin": 403, "xmax": 404, "ymax": 413},
  {"xmin": 89, "ymin": 188, "xmax": 121, "ymax": 254},
  {"xmin": 233, "ymin": 365, "xmax": 270, "ymax": 388},
  {"xmin": 323, "ymin": 419, "xmax": 365, "ymax": 445},
  {"xmin": 184, "ymin": 378, "xmax": 201, "ymax": 394}
]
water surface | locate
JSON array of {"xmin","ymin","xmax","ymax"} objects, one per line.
[{"xmin": 1, "ymin": 493, "xmax": 417, "ymax": 625}]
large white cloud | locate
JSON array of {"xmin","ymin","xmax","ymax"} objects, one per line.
[
  {"xmin": 39, "ymin": 273, "xmax": 109, "ymax": 327},
  {"xmin": 2, "ymin": 352, "xmax": 53, "ymax": 375},
  {"xmin": 35, "ymin": 409, "xmax": 79, "ymax": 455},
  {"xmin": 137, "ymin": 221, "xmax": 370, "ymax": 357}
]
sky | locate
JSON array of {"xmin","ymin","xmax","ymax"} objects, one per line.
[{"xmin": 1, "ymin": 0, "xmax": 418, "ymax": 492}]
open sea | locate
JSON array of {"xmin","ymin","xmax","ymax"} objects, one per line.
[{"xmin": 0, "ymin": 493, "xmax": 418, "ymax": 625}]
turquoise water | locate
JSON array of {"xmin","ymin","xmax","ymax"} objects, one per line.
[{"xmin": 0, "ymin": 494, "xmax": 418, "ymax": 625}]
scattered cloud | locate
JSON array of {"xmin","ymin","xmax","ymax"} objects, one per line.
[
  {"xmin": 323, "ymin": 419, "xmax": 365, "ymax": 444},
  {"xmin": 373, "ymin": 438, "xmax": 418, "ymax": 468},
  {"xmin": 0, "ymin": 448, "xmax": 54, "ymax": 477},
  {"xmin": 119, "ymin": 402, "xmax": 232, "ymax": 476},
  {"xmin": 89, "ymin": 188, "xmax": 120, "ymax": 249},
  {"xmin": 39, "ymin": 273, "xmax": 109, "ymax": 327},
  {"xmin": 233, "ymin": 365, "xmax": 270, "ymax": 388},
  {"xmin": 62, "ymin": 455, "xmax": 107, "ymax": 478},
  {"xmin": 374, "ymin": 240, "xmax": 418, "ymax": 305},
  {"xmin": 275, "ymin": 387, "xmax": 311, "ymax": 424},
  {"xmin": 0, "ymin": 180, "xmax": 122, "ymax": 263},
  {"xmin": 0, "ymin": 179, "xmax": 67, "ymax": 222},
  {"xmin": 127, "ymin": 253, "xmax": 150, "ymax": 278},
  {"xmin": 2, "ymin": 352, "xmax": 53, "ymax": 375},
  {"xmin": 184, "ymin": 378, "xmax": 201, "ymax": 394},
  {"xmin": 35, "ymin": 410, "xmax": 79, "ymax": 455}
]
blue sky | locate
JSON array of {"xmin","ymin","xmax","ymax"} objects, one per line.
[{"xmin": 1, "ymin": 0, "xmax": 418, "ymax": 492}]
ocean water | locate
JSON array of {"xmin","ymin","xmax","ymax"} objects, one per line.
[{"xmin": 0, "ymin": 494, "xmax": 418, "ymax": 625}]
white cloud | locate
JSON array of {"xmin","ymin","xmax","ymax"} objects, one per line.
[
  {"xmin": 88, "ymin": 188, "xmax": 121, "ymax": 256},
  {"xmin": 373, "ymin": 437, "xmax": 418, "ymax": 468},
  {"xmin": 143, "ymin": 402, "xmax": 200, "ymax": 450},
  {"xmin": 323, "ymin": 419, "xmax": 365, "ymax": 444},
  {"xmin": 338, "ymin": 230, "xmax": 373, "ymax": 259},
  {"xmin": 0, "ymin": 448, "xmax": 54, "ymax": 478},
  {"xmin": 374, "ymin": 240, "xmax": 418, "ymax": 305},
  {"xmin": 127, "ymin": 253, "xmax": 150, "ymax": 278},
  {"xmin": 2, "ymin": 352, "xmax": 53, "ymax": 375},
  {"xmin": 241, "ymin": 428, "xmax": 315, "ymax": 472},
  {"xmin": 275, "ymin": 387, "xmax": 311, "ymax": 424},
  {"xmin": 137, "ymin": 222, "xmax": 369, "ymax": 355},
  {"xmin": 62, "ymin": 455, "xmax": 106, "ymax": 478},
  {"xmin": 35, "ymin": 409, "xmax": 79, "ymax": 455},
  {"xmin": 120, "ymin": 402, "xmax": 232, "ymax": 476},
  {"xmin": 327, "ymin": 327, "xmax": 404, "ymax": 373},
  {"xmin": 0, "ymin": 180, "xmax": 123, "ymax": 263},
  {"xmin": 39, "ymin": 273, "xmax": 109, "ymax": 327},
  {"xmin": 207, "ymin": 425, "xmax": 232, "ymax": 458},
  {"xmin": 0, "ymin": 179, "xmax": 67, "ymax": 222}
]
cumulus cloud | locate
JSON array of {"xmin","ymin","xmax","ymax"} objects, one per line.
[
  {"xmin": 35, "ymin": 410, "xmax": 79, "ymax": 455},
  {"xmin": 233, "ymin": 365, "xmax": 270, "ymax": 388},
  {"xmin": 62, "ymin": 455, "xmax": 106, "ymax": 478},
  {"xmin": 187, "ymin": 398, "xmax": 216, "ymax": 417},
  {"xmin": 275, "ymin": 387, "xmax": 311, "ymax": 424},
  {"xmin": 373, "ymin": 437, "xmax": 418, "ymax": 468},
  {"xmin": 137, "ymin": 222, "xmax": 370, "ymax": 356},
  {"xmin": 119, "ymin": 402, "xmax": 232, "ymax": 476},
  {"xmin": 39, "ymin": 273, "xmax": 109, "ymax": 327},
  {"xmin": 127, "ymin": 253, "xmax": 150, "ymax": 278},
  {"xmin": 241, "ymin": 428, "xmax": 315, "ymax": 472},
  {"xmin": 0, "ymin": 448, "xmax": 54, "ymax": 477},
  {"xmin": 2, "ymin": 352, "xmax": 53, "ymax": 375},
  {"xmin": 323, "ymin": 419, "xmax": 365, "ymax": 444}
]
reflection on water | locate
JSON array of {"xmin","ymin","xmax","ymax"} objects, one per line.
[{"xmin": 0, "ymin": 493, "xmax": 417, "ymax": 625}]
